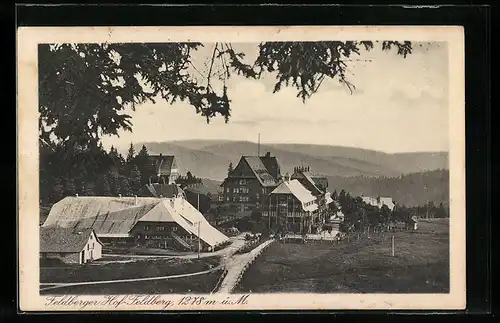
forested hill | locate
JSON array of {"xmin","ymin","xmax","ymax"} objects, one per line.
[{"xmin": 327, "ymin": 169, "xmax": 449, "ymax": 207}]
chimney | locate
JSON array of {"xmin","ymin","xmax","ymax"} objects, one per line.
[
  {"xmin": 119, "ymin": 194, "xmax": 122, "ymax": 199},
  {"xmin": 134, "ymin": 195, "xmax": 138, "ymax": 205},
  {"xmin": 75, "ymin": 193, "xmax": 79, "ymax": 198},
  {"xmin": 160, "ymin": 194, "xmax": 163, "ymax": 199},
  {"xmin": 265, "ymin": 151, "xmax": 271, "ymax": 157}
]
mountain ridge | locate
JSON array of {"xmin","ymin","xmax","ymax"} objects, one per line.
[{"xmin": 129, "ymin": 140, "xmax": 449, "ymax": 181}]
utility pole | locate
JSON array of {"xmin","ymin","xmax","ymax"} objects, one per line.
[
  {"xmin": 391, "ymin": 235, "xmax": 395, "ymax": 257},
  {"xmin": 197, "ymin": 221, "xmax": 201, "ymax": 259},
  {"xmin": 197, "ymin": 193, "xmax": 200, "ymax": 211}
]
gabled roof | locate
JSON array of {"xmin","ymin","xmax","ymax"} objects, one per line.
[
  {"xmin": 302, "ymin": 172, "xmax": 324, "ymax": 194},
  {"xmin": 270, "ymin": 179, "xmax": 318, "ymax": 212},
  {"xmin": 148, "ymin": 155, "xmax": 176, "ymax": 176},
  {"xmin": 40, "ymin": 227, "xmax": 101, "ymax": 253},
  {"xmin": 137, "ymin": 201, "xmax": 176, "ymax": 223},
  {"xmin": 243, "ymin": 156, "xmax": 278, "ymax": 187}
]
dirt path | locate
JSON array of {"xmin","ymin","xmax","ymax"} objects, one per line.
[{"xmin": 216, "ymin": 239, "xmax": 275, "ymax": 294}]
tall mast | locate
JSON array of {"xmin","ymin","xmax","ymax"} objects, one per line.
[{"xmin": 258, "ymin": 133, "xmax": 261, "ymax": 156}]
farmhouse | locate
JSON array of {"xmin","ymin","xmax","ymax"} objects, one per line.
[
  {"xmin": 221, "ymin": 152, "xmax": 282, "ymax": 212},
  {"xmin": 146, "ymin": 154, "xmax": 180, "ymax": 185},
  {"xmin": 40, "ymin": 227, "xmax": 103, "ymax": 264},
  {"xmin": 264, "ymin": 177, "xmax": 319, "ymax": 234},
  {"xmin": 361, "ymin": 196, "xmax": 395, "ymax": 211},
  {"xmin": 42, "ymin": 195, "xmax": 229, "ymax": 252}
]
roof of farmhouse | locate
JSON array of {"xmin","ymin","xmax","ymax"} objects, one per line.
[{"xmin": 42, "ymin": 196, "xmax": 229, "ymax": 247}]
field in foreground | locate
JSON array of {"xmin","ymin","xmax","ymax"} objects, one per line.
[
  {"xmin": 40, "ymin": 257, "xmax": 222, "ymax": 295},
  {"xmin": 40, "ymin": 270, "xmax": 223, "ymax": 295},
  {"xmin": 236, "ymin": 218, "xmax": 449, "ymax": 294}
]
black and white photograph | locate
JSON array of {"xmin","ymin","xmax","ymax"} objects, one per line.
[{"xmin": 18, "ymin": 26, "xmax": 466, "ymax": 311}]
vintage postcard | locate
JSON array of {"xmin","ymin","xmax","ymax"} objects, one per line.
[{"xmin": 17, "ymin": 26, "xmax": 465, "ymax": 311}]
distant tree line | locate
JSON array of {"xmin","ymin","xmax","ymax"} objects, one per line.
[
  {"xmin": 39, "ymin": 141, "xmax": 202, "ymax": 206},
  {"xmin": 329, "ymin": 189, "xmax": 449, "ymax": 234},
  {"xmin": 175, "ymin": 171, "xmax": 203, "ymax": 189},
  {"xmin": 327, "ymin": 169, "xmax": 450, "ymax": 207}
]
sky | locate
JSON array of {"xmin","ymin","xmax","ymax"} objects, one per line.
[{"xmin": 101, "ymin": 41, "xmax": 449, "ymax": 154}]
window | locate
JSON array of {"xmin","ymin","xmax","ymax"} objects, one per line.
[
  {"xmin": 239, "ymin": 179, "xmax": 247, "ymax": 185},
  {"xmin": 144, "ymin": 225, "xmax": 150, "ymax": 231},
  {"xmin": 262, "ymin": 188, "xmax": 266, "ymax": 194},
  {"xmin": 92, "ymin": 243, "xmax": 95, "ymax": 249},
  {"xmin": 87, "ymin": 244, "xmax": 89, "ymax": 250},
  {"xmin": 233, "ymin": 188, "xmax": 238, "ymax": 194},
  {"xmin": 172, "ymin": 227, "xmax": 177, "ymax": 232},
  {"xmin": 226, "ymin": 188, "xmax": 230, "ymax": 193},
  {"xmin": 145, "ymin": 235, "xmax": 149, "ymax": 239},
  {"xmin": 256, "ymin": 193, "xmax": 260, "ymax": 199},
  {"xmin": 157, "ymin": 226, "xmax": 165, "ymax": 231},
  {"xmin": 226, "ymin": 196, "xmax": 230, "ymax": 201}
]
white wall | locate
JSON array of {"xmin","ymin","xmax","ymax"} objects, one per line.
[{"xmin": 82, "ymin": 231, "xmax": 103, "ymax": 263}]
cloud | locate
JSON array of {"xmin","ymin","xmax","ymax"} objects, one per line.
[
  {"xmin": 390, "ymin": 89, "xmax": 447, "ymax": 108},
  {"xmin": 101, "ymin": 41, "xmax": 450, "ymax": 154}
]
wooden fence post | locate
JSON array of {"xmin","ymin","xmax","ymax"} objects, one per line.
[{"xmin": 391, "ymin": 235, "xmax": 395, "ymax": 257}]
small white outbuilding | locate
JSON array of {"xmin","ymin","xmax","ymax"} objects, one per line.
[{"xmin": 40, "ymin": 227, "xmax": 104, "ymax": 264}]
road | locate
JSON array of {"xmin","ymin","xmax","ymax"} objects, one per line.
[
  {"xmin": 216, "ymin": 239, "xmax": 274, "ymax": 294},
  {"xmin": 102, "ymin": 233, "xmax": 248, "ymax": 261}
]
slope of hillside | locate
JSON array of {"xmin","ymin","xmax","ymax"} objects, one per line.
[
  {"xmin": 198, "ymin": 141, "xmax": 400, "ymax": 178},
  {"xmin": 327, "ymin": 169, "xmax": 449, "ymax": 207},
  {"xmin": 133, "ymin": 140, "xmax": 448, "ymax": 181},
  {"xmin": 133, "ymin": 142, "xmax": 232, "ymax": 180}
]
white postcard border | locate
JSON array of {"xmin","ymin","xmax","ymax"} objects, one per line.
[{"xmin": 17, "ymin": 26, "xmax": 466, "ymax": 311}]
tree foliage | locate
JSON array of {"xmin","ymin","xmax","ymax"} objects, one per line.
[
  {"xmin": 38, "ymin": 40, "xmax": 413, "ymax": 206},
  {"xmin": 39, "ymin": 41, "xmax": 412, "ymax": 149}
]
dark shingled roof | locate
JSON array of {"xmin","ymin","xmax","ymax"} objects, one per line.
[
  {"xmin": 40, "ymin": 227, "xmax": 100, "ymax": 253},
  {"xmin": 243, "ymin": 156, "xmax": 279, "ymax": 187},
  {"xmin": 259, "ymin": 155, "xmax": 281, "ymax": 180},
  {"xmin": 147, "ymin": 155, "xmax": 175, "ymax": 176}
]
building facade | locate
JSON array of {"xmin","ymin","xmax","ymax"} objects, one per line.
[
  {"xmin": 264, "ymin": 179, "xmax": 319, "ymax": 234},
  {"xmin": 221, "ymin": 152, "xmax": 281, "ymax": 212},
  {"xmin": 291, "ymin": 166, "xmax": 333, "ymax": 224}
]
